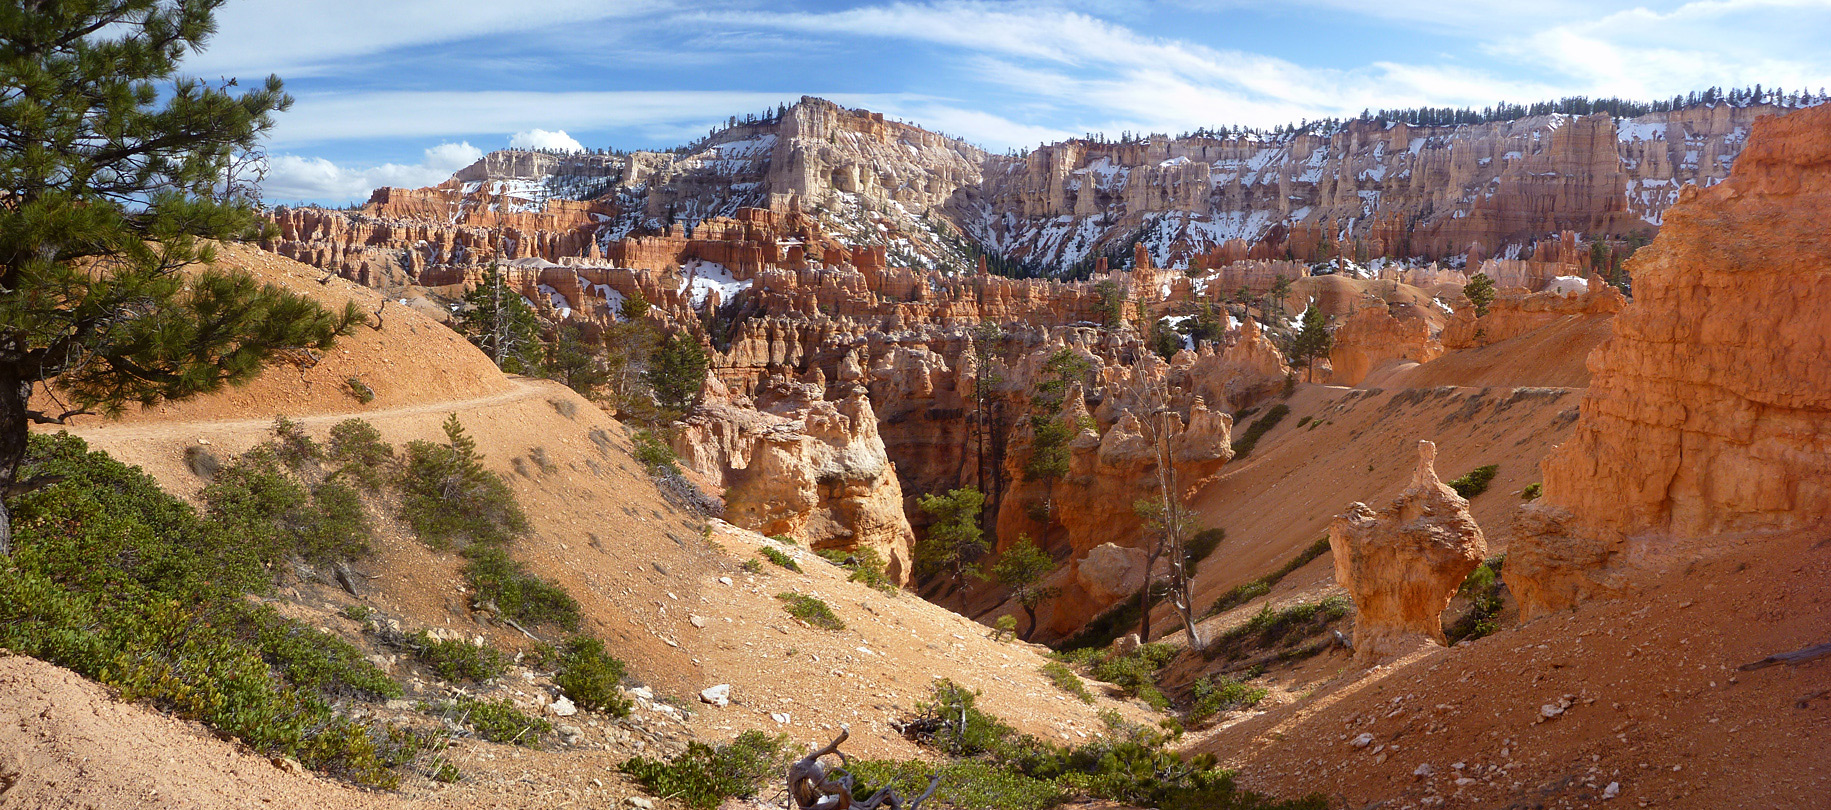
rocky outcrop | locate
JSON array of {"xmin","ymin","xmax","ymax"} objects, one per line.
[
  {"xmin": 1507, "ymin": 104, "xmax": 1831, "ymax": 621},
  {"xmin": 1328, "ymin": 303, "xmax": 1442, "ymax": 386},
  {"xmin": 1329, "ymin": 441, "xmax": 1487, "ymax": 662},
  {"xmin": 1442, "ymin": 278, "xmax": 1627, "ymax": 349},
  {"xmin": 672, "ymin": 376, "xmax": 916, "ymax": 583}
]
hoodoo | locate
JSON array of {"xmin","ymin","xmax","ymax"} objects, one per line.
[{"xmin": 1508, "ymin": 103, "xmax": 1831, "ymax": 620}]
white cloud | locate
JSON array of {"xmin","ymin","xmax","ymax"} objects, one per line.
[
  {"xmin": 269, "ymin": 90, "xmax": 808, "ymax": 146},
  {"xmin": 261, "ymin": 141, "xmax": 483, "ymax": 204},
  {"xmin": 189, "ymin": 0, "xmax": 670, "ymax": 77},
  {"xmin": 509, "ymin": 129, "xmax": 586, "ymax": 152}
]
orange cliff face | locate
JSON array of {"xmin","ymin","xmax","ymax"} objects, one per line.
[{"xmin": 1506, "ymin": 104, "xmax": 1831, "ymax": 620}]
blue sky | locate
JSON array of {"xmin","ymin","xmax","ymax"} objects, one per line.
[{"xmin": 201, "ymin": 0, "xmax": 1831, "ymax": 205}]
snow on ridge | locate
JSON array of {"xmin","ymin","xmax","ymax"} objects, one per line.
[{"xmin": 678, "ymin": 258, "xmax": 752, "ymax": 307}]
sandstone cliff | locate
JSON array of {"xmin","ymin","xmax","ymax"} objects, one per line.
[{"xmin": 1507, "ymin": 104, "xmax": 1831, "ymax": 620}]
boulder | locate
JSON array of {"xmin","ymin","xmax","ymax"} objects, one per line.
[{"xmin": 1330, "ymin": 440, "xmax": 1487, "ymax": 663}]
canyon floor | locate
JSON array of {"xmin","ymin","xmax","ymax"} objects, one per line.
[{"xmin": 5, "ymin": 247, "xmax": 1826, "ymax": 810}]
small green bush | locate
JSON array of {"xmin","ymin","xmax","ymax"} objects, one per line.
[
  {"xmin": 1206, "ymin": 597, "xmax": 1352, "ymax": 661},
  {"xmin": 740, "ymin": 558, "xmax": 763, "ymax": 574},
  {"xmin": 630, "ymin": 428, "xmax": 678, "ymax": 475},
  {"xmin": 1090, "ymin": 643, "xmax": 1179, "ymax": 710},
  {"xmin": 620, "ymin": 730, "xmax": 789, "ymax": 810},
  {"xmin": 270, "ymin": 415, "xmax": 323, "ymax": 468},
  {"xmin": 1187, "ymin": 675, "xmax": 1267, "ymax": 725},
  {"xmin": 553, "ymin": 636, "xmax": 632, "ymax": 716},
  {"xmin": 1448, "ymin": 464, "xmax": 1500, "ymax": 499},
  {"xmin": 463, "ymin": 546, "xmax": 581, "ymax": 630},
  {"xmin": 428, "ymin": 696, "xmax": 549, "ymax": 746},
  {"xmin": 1205, "ymin": 537, "xmax": 1330, "ymax": 617},
  {"xmin": 767, "ymin": 533, "xmax": 796, "ymax": 545},
  {"xmin": 907, "ymin": 679, "xmax": 1016, "ymax": 756},
  {"xmin": 408, "ymin": 630, "xmax": 505, "ymax": 682},
  {"xmin": 1230, "ymin": 404, "xmax": 1290, "ymax": 458},
  {"xmin": 848, "ymin": 758, "xmax": 1063, "ymax": 810},
  {"xmin": 1041, "ymin": 661, "xmax": 1095, "ymax": 704},
  {"xmin": 327, "ymin": 418, "xmax": 393, "ymax": 491},
  {"xmin": 340, "ymin": 604, "xmax": 373, "ymax": 622},
  {"xmin": 759, "ymin": 546, "xmax": 802, "ymax": 573},
  {"xmin": 845, "ymin": 547, "xmax": 897, "ymax": 593},
  {"xmin": 397, "ymin": 415, "xmax": 528, "ymax": 548},
  {"xmin": 346, "ymin": 377, "xmax": 376, "ymax": 404},
  {"xmin": 777, "ymin": 592, "xmax": 844, "ymax": 630},
  {"xmin": 1521, "ymin": 482, "xmax": 1542, "ymax": 500},
  {"xmin": 1447, "ymin": 555, "xmax": 1508, "ymax": 644}
]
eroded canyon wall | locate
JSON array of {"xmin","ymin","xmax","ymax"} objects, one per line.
[{"xmin": 1506, "ymin": 104, "xmax": 1831, "ymax": 620}]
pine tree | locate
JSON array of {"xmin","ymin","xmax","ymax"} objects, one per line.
[
  {"xmin": 458, "ymin": 266, "xmax": 545, "ymax": 374},
  {"xmin": 1464, "ymin": 272, "xmax": 1497, "ymax": 317},
  {"xmin": 0, "ymin": 1, "xmax": 362, "ymax": 554},
  {"xmin": 1290, "ymin": 304, "xmax": 1333, "ymax": 383},
  {"xmin": 991, "ymin": 535, "xmax": 1059, "ymax": 641},
  {"xmin": 546, "ymin": 322, "xmax": 608, "ymax": 400},
  {"xmin": 644, "ymin": 331, "xmax": 709, "ymax": 416},
  {"xmin": 917, "ymin": 487, "xmax": 989, "ymax": 609}
]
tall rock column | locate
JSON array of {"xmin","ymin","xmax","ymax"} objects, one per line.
[
  {"xmin": 1507, "ymin": 105, "xmax": 1831, "ymax": 621},
  {"xmin": 1330, "ymin": 441, "xmax": 1487, "ymax": 663}
]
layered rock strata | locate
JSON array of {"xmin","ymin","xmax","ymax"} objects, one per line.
[
  {"xmin": 1329, "ymin": 441, "xmax": 1488, "ymax": 662},
  {"xmin": 1507, "ymin": 104, "xmax": 1831, "ymax": 620},
  {"xmin": 672, "ymin": 376, "xmax": 916, "ymax": 583}
]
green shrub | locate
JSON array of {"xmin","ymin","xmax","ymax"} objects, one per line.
[
  {"xmin": 408, "ymin": 630, "xmax": 505, "ymax": 682},
  {"xmin": 397, "ymin": 415, "xmax": 528, "ymax": 548},
  {"xmin": 1447, "ymin": 555, "xmax": 1507, "ymax": 644},
  {"xmin": 0, "ymin": 433, "xmax": 418, "ymax": 789},
  {"xmin": 630, "ymin": 428, "xmax": 678, "ymax": 475},
  {"xmin": 740, "ymin": 558, "xmax": 763, "ymax": 574},
  {"xmin": 620, "ymin": 730, "xmax": 789, "ymax": 810},
  {"xmin": 553, "ymin": 637, "xmax": 632, "ymax": 717},
  {"xmin": 759, "ymin": 546, "xmax": 802, "ymax": 573},
  {"xmin": 777, "ymin": 592, "xmax": 843, "ymax": 630},
  {"xmin": 816, "ymin": 548, "xmax": 851, "ymax": 566},
  {"xmin": 847, "ymin": 758, "xmax": 1063, "ymax": 810},
  {"xmin": 767, "ymin": 533, "xmax": 796, "ymax": 545},
  {"xmin": 340, "ymin": 604, "xmax": 373, "ymax": 622},
  {"xmin": 1186, "ymin": 528, "xmax": 1226, "ymax": 578},
  {"xmin": 1206, "ymin": 597, "xmax": 1352, "ymax": 661},
  {"xmin": 1041, "ymin": 661, "xmax": 1095, "ymax": 704},
  {"xmin": 846, "ymin": 546, "xmax": 896, "ymax": 593},
  {"xmin": 1205, "ymin": 536, "xmax": 1330, "ymax": 618},
  {"xmin": 1090, "ymin": 643, "xmax": 1179, "ymax": 710},
  {"xmin": 1230, "ymin": 404, "xmax": 1290, "ymax": 458},
  {"xmin": 906, "ymin": 679, "xmax": 1016, "ymax": 756},
  {"xmin": 327, "ymin": 418, "xmax": 393, "ymax": 491},
  {"xmin": 463, "ymin": 546, "xmax": 581, "ymax": 630},
  {"xmin": 346, "ymin": 377, "xmax": 376, "ymax": 404},
  {"xmin": 233, "ymin": 602, "xmax": 402, "ymax": 700},
  {"xmin": 1187, "ymin": 675, "xmax": 1267, "ymax": 725},
  {"xmin": 1521, "ymin": 482, "xmax": 1542, "ymax": 500},
  {"xmin": 1448, "ymin": 464, "xmax": 1500, "ymax": 499},
  {"xmin": 428, "ymin": 696, "xmax": 549, "ymax": 746},
  {"xmin": 270, "ymin": 416, "xmax": 324, "ymax": 469}
]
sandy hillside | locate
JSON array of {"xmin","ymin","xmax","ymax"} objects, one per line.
[
  {"xmin": 1206, "ymin": 528, "xmax": 1831, "ymax": 809},
  {"xmin": 13, "ymin": 246, "xmax": 1154, "ymax": 809},
  {"xmin": 1163, "ymin": 383, "xmax": 1579, "ymax": 636}
]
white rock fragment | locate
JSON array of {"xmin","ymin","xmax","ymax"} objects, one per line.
[
  {"xmin": 549, "ymin": 696, "xmax": 577, "ymax": 717},
  {"xmin": 1351, "ymin": 732, "xmax": 1375, "ymax": 748},
  {"xmin": 700, "ymin": 684, "xmax": 731, "ymax": 707}
]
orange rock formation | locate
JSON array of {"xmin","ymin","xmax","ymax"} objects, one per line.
[{"xmin": 1507, "ymin": 104, "xmax": 1831, "ymax": 620}]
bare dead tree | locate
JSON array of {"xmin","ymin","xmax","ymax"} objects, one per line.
[{"xmin": 789, "ymin": 729, "xmax": 941, "ymax": 810}]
